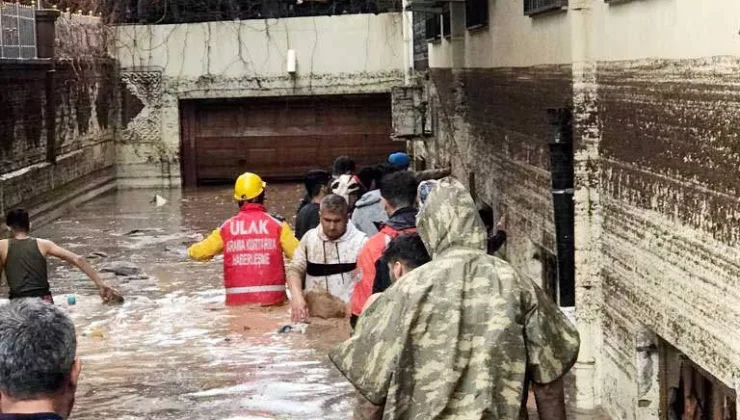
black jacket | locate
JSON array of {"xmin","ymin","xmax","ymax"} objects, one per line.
[{"xmin": 371, "ymin": 207, "xmax": 417, "ymax": 294}]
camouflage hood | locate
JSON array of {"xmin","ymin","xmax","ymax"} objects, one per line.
[
  {"xmin": 330, "ymin": 178, "xmax": 580, "ymax": 420},
  {"xmin": 416, "ymin": 178, "xmax": 487, "ymax": 258}
]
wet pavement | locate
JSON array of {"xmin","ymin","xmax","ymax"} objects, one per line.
[{"xmin": 8, "ymin": 184, "xmax": 607, "ymax": 420}]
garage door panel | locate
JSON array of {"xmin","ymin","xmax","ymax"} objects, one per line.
[
  {"xmin": 197, "ymin": 124, "xmax": 391, "ymax": 138},
  {"xmin": 185, "ymin": 94, "xmax": 396, "ymax": 184}
]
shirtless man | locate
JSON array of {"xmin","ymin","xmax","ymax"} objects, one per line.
[{"xmin": 0, "ymin": 209, "xmax": 122, "ymax": 303}]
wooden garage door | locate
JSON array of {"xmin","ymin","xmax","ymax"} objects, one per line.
[{"xmin": 180, "ymin": 94, "xmax": 397, "ymax": 185}]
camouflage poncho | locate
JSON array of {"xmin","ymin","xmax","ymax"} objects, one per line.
[{"xmin": 329, "ymin": 178, "xmax": 580, "ymax": 419}]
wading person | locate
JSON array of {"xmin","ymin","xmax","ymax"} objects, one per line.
[
  {"xmin": 349, "ymin": 171, "xmax": 418, "ymax": 329},
  {"xmin": 359, "ymin": 232, "xmax": 430, "ymax": 314},
  {"xmin": 188, "ymin": 172, "xmax": 299, "ymax": 306},
  {"xmin": 295, "ymin": 169, "xmax": 332, "ymax": 240},
  {"xmin": 0, "ymin": 300, "xmax": 81, "ymax": 420},
  {"xmin": 331, "ymin": 174, "xmax": 365, "ymax": 216},
  {"xmin": 331, "ymin": 178, "xmax": 580, "ymax": 420},
  {"xmin": 0, "ymin": 209, "xmax": 122, "ymax": 304},
  {"xmin": 352, "ymin": 164, "xmax": 397, "ymax": 236},
  {"xmin": 288, "ymin": 194, "xmax": 367, "ymax": 322}
]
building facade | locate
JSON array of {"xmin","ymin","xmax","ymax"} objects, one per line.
[
  {"xmin": 410, "ymin": 1, "xmax": 740, "ymax": 419},
  {"xmin": 114, "ymin": 11, "xmax": 407, "ymax": 187}
]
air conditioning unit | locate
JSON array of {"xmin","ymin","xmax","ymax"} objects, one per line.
[{"xmin": 391, "ymin": 86, "xmax": 432, "ymax": 141}]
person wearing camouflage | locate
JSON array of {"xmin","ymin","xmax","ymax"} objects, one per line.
[{"xmin": 329, "ymin": 177, "xmax": 580, "ymax": 420}]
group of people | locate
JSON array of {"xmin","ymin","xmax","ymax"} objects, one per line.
[{"xmin": 0, "ymin": 151, "xmax": 580, "ymax": 420}]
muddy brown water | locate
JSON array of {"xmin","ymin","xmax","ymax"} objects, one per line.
[{"xmin": 14, "ymin": 184, "xmax": 606, "ymax": 420}]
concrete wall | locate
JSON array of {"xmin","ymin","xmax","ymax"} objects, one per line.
[
  {"xmin": 114, "ymin": 13, "xmax": 405, "ymax": 187},
  {"xmin": 418, "ymin": 1, "xmax": 740, "ymax": 419},
  {"xmin": 0, "ymin": 13, "xmax": 118, "ymax": 229}
]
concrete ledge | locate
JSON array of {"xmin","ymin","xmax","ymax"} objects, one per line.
[{"xmin": 0, "ymin": 141, "xmax": 117, "ymax": 232}]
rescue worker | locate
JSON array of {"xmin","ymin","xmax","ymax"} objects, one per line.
[
  {"xmin": 349, "ymin": 171, "xmax": 418, "ymax": 329},
  {"xmin": 330, "ymin": 178, "xmax": 580, "ymax": 420},
  {"xmin": 188, "ymin": 173, "xmax": 299, "ymax": 306},
  {"xmin": 0, "ymin": 209, "xmax": 122, "ymax": 304},
  {"xmin": 287, "ymin": 194, "xmax": 367, "ymax": 321}
]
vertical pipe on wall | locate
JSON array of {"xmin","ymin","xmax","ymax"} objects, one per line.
[
  {"xmin": 401, "ymin": 0, "xmax": 412, "ymax": 86},
  {"xmin": 548, "ymin": 107, "xmax": 575, "ymax": 307}
]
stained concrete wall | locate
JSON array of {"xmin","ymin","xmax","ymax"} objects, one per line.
[
  {"xmin": 419, "ymin": 1, "xmax": 740, "ymax": 419},
  {"xmin": 0, "ymin": 13, "xmax": 118, "ymax": 229},
  {"xmin": 114, "ymin": 13, "xmax": 405, "ymax": 187}
]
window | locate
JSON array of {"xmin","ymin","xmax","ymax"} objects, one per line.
[
  {"xmin": 425, "ymin": 14, "xmax": 441, "ymax": 42},
  {"xmin": 466, "ymin": 0, "xmax": 489, "ymax": 28},
  {"xmin": 524, "ymin": 0, "xmax": 568, "ymax": 16},
  {"xmin": 442, "ymin": 6, "xmax": 451, "ymax": 39}
]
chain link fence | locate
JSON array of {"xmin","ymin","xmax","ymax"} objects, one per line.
[{"xmin": 0, "ymin": 2, "xmax": 37, "ymax": 59}]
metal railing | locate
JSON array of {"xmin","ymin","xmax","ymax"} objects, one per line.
[
  {"xmin": 524, "ymin": 0, "xmax": 568, "ymax": 16},
  {"xmin": 0, "ymin": 2, "xmax": 37, "ymax": 59}
]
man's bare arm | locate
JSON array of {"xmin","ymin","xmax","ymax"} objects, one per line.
[
  {"xmin": 41, "ymin": 240, "xmax": 123, "ymax": 303},
  {"xmin": 533, "ymin": 377, "xmax": 567, "ymax": 420}
]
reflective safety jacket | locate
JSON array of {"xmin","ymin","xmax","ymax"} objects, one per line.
[{"xmin": 188, "ymin": 204, "xmax": 299, "ymax": 306}]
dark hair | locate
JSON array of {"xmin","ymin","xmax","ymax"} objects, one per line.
[
  {"xmin": 357, "ymin": 166, "xmax": 378, "ymax": 191},
  {"xmin": 305, "ymin": 169, "xmax": 331, "ymax": 198},
  {"xmin": 380, "ymin": 171, "xmax": 418, "ymax": 209},
  {"xmin": 383, "ymin": 233, "xmax": 430, "ymax": 270},
  {"xmin": 478, "ymin": 202, "xmax": 494, "ymax": 232},
  {"xmin": 6, "ymin": 209, "xmax": 30, "ymax": 232},
  {"xmin": 375, "ymin": 163, "xmax": 399, "ymax": 189},
  {"xmin": 238, "ymin": 191, "xmax": 265, "ymax": 208},
  {"xmin": 0, "ymin": 300, "xmax": 77, "ymax": 400},
  {"xmin": 332, "ymin": 156, "xmax": 356, "ymax": 176}
]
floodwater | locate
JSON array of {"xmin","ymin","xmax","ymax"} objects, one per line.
[{"xmin": 20, "ymin": 184, "xmax": 606, "ymax": 420}]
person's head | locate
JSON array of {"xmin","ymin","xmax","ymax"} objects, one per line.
[
  {"xmin": 331, "ymin": 174, "xmax": 365, "ymax": 210},
  {"xmin": 234, "ymin": 172, "xmax": 266, "ymax": 208},
  {"xmin": 320, "ymin": 194, "xmax": 349, "ymax": 240},
  {"xmin": 5, "ymin": 209, "xmax": 30, "ymax": 234},
  {"xmin": 477, "ymin": 202, "xmax": 495, "ymax": 233},
  {"xmin": 0, "ymin": 300, "xmax": 80, "ymax": 419},
  {"xmin": 304, "ymin": 169, "xmax": 332, "ymax": 199},
  {"xmin": 388, "ymin": 152, "xmax": 410, "ymax": 171},
  {"xmin": 357, "ymin": 166, "xmax": 379, "ymax": 192},
  {"xmin": 332, "ymin": 156, "xmax": 356, "ymax": 177},
  {"xmin": 383, "ymin": 233, "xmax": 431, "ymax": 282},
  {"xmin": 380, "ymin": 171, "xmax": 418, "ymax": 215}
]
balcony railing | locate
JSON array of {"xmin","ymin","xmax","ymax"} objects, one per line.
[
  {"xmin": 0, "ymin": 2, "xmax": 37, "ymax": 59},
  {"xmin": 524, "ymin": 0, "xmax": 567, "ymax": 16}
]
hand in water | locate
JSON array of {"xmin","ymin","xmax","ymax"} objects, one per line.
[
  {"xmin": 290, "ymin": 294, "xmax": 310, "ymax": 323},
  {"xmin": 99, "ymin": 285, "xmax": 124, "ymax": 304}
]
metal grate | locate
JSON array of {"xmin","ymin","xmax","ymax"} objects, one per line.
[
  {"xmin": 524, "ymin": 0, "xmax": 567, "ymax": 16},
  {"xmin": 0, "ymin": 2, "xmax": 37, "ymax": 59}
]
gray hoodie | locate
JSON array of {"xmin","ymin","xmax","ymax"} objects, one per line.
[{"xmin": 351, "ymin": 190, "xmax": 388, "ymax": 236}]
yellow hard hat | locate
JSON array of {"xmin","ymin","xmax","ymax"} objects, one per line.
[{"xmin": 233, "ymin": 172, "xmax": 266, "ymax": 201}]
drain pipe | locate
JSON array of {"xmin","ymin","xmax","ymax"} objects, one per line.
[
  {"xmin": 548, "ymin": 107, "xmax": 575, "ymax": 307},
  {"xmin": 401, "ymin": 0, "xmax": 412, "ymax": 86}
]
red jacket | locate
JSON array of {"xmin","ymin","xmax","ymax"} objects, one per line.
[
  {"xmin": 217, "ymin": 205, "xmax": 291, "ymax": 305},
  {"xmin": 350, "ymin": 225, "xmax": 415, "ymax": 316}
]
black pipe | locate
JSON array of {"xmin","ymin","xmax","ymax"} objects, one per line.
[
  {"xmin": 45, "ymin": 69, "xmax": 56, "ymax": 164},
  {"xmin": 548, "ymin": 107, "xmax": 575, "ymax": 307}
]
